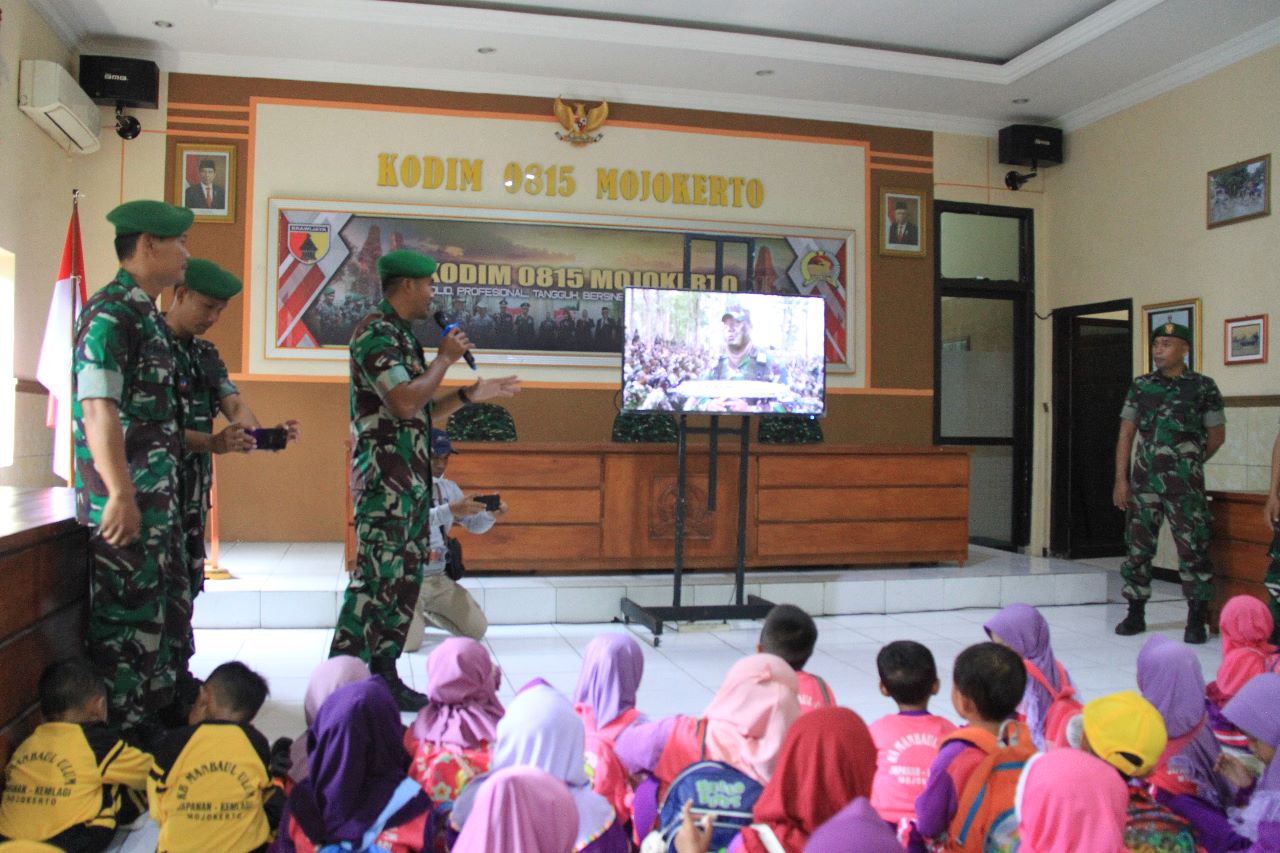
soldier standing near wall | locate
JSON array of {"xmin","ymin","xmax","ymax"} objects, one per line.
[{"xmin": 1113, "ymin": 323, "xmax": 1226, "ymax": 644}]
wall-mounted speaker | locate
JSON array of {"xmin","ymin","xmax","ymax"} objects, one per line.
[
  {"xmin": 998, "ymin": 125, "xmax": 1063, "ymax": 168},
  {"xmin": 79, "ymin": 55, "xmax": 159, "ymax": 110}
]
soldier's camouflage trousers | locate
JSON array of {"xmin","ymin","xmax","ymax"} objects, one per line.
[
  {"xmin": 330, "ymin": 487, "xmax": 430, "ymax": 663},
  {"xmin": 1267, "ymin": 521, "xmax": 1280, "ymax": 626},
  {"xmin": 87, "ymin": 522, "xmax": 182, "ymax": 728},
  {"xmin": 167, "ymin": 496, "xmax": 208, "ymax": 685},
  {"xmin": 1121, "ymin": 489, "xmax": 1215, "ymax": 602}
]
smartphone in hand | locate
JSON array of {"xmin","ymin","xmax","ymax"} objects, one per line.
[
  {"xmin": 474, "ymin": 494, "xmax": 501, "ymax": 512},
  {"xmin": 248, "ymin": 427, "xmax": 289, "ymax": 451}
]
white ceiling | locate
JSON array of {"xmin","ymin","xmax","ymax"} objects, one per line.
[{"xmin": 30, "ymin": 0, "xmax": 1280, "ymax": 134}]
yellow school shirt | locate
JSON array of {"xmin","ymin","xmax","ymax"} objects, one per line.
[
  {"xmin": 148, "ymin": 721, "xmax": 280, "ymax": 853},
  {"xmin": 0, "ymin": 722, "xmax": 151, "ymax": 841}
]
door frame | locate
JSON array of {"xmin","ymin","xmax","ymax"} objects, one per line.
[
  {"xmin": 932, "ymin": 201, "xmax": 1035, "ymax": 549},
  {"xmin": 1049, "ymin": 297, "xmax": 1132, "ymax": 557}
]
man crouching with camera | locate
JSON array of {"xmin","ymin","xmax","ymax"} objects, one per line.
[{"xmin": 403, "ymin": 428, "xmax": 504, "ymax": 652}]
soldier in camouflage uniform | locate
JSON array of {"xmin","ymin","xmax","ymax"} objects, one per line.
[
  {"xmin": 330, "ymin": 250, "xmax": 519, "ymax": 710},
  {"xmin": 72, "ymin": 200, "xmax": 193, "ymax": 733},
  {"xmin": 700, "ymin": 304, "xmax": 787, "ymax": 413},
  {"xmin": 1264, "ymin": 420, "xmax": 1280, "ymax": 645},
  {"xmin": 1113, "ymin": 322, "xmax": 1226, "ymax": 644},
  {"xmin": 164, "ymin": 259, "xmax": 299, "ymax": 714}
]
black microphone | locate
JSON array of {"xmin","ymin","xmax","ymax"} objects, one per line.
[{"xmin": 434, "ymin": 310, "xmax": 477, "ymax": 370}]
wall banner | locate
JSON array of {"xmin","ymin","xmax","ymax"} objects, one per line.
[{"xmin": 267, "ymin": 200, "xmax": 854, "ymax": 370}]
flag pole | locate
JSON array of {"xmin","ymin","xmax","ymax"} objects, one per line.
[{"xmin": 65, "ymin": 189, "xmax": 81, "ymax": 488}]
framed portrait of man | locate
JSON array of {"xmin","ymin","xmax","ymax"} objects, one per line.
[
  {"xmin": 175, "ymin": 143, "xmax": 236, "ymax": 223},
  {"xmin": 1142, "ymin": 298, "xmax": 1202, "ymax": 373},
  {"xmin": 879, "ymin": 188, "xmax": 927, "ymax": 258}
]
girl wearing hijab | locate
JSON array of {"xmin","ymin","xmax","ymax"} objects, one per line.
[
  {"xmin": 1207, "ymin": 596, "xmax": 1278, "ymax": 749},
  {"xmin": 286, "ymin": 656, "xmax": 371, "ymax": 790},
  {"xmin": 572, "ymin": 634, "xmax": 647, "ymax": 818},
  {"xmin": 452, "ymin": 767, "xmax": 579, "ymax": 853},
  {"xmin": 1219, "ymin": 673, "xmax": 1280, "ymax": 851},
  {"xmin": 275, "ymin": 678, "xmax": 433, "ymax": 853},
  {"xmin": 451, "ymin": 685, "xmax": 627, "ymax": 853},
  {"xmin": 1015, "ymin": 749, "xmax": 1129, "ymax": 853},
  {"xmin": 672, "ymin": 708, "xmax": 880, "ymax": 853},
  {"xmin": 404, "ymin": 638, "xmax": 504, "ymax": 805},
  {"xmin": 985, "ymin": 603, "xmax": 1076, "ymax": 750},
  {"xmin": 615, "ymin": 653, "xmax": 801, "ymax": 840},
  {"xmin": 1137, "ymin": 635, "xmax": 1248, "ymax": 853},
  {"xmin": 802, "ymin": 799, "xmax": 902, "ymax": 853}
]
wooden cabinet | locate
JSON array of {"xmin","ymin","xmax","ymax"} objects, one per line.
[
  {"xmin": 350, "ymin": 443, "xmax": 971, "ymax": 573},
  {"xmin": 1208, "ymin": 490, "xmax": 1275, "ymax": 622}
]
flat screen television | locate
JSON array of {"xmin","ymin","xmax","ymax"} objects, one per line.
[{"xmin": 621, "ymin": 288, "xmax": 826, "ymax": 416}]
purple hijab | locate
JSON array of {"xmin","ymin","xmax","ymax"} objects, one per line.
[
  {"xmin": 1223, "ymin": 673, "xmax": 1280, "ymax": 791},
  {"xmin": 985, "ymin": 604, "xmax": 1065, "ymax": 750},
  {"xmin": 411, "ymin": 637, "xmax": 504, "ymax": 749},
  {"xmin": 453, "ymin": 766, "xmax": 579, "ymax": 853},
  {"xmin": 1137, "ymin": 635, "xmax": 1229, "ymax": 808},
  {"xmin": 288, "ymin": 655, "xmax": 370, "ymax": 784},
  {"xmin": 803, "ymin": 797, "xmax": 901, "ymax": 853},
  {"xmin": 288, "ymin": 677, "xmax": 413, "ymax": 843},
  {"xmin": 572, "ymin": 633, "xmax": 645, "ymax": 728}
]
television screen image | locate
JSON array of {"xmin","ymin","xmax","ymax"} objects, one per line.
[{"xmin": 622, "ymin": 289, "xmax": 826, "ymax": 416}]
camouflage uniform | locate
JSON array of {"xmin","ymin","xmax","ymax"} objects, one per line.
[
  {"xmin": 329, "ymin": 298, "xmax": 433, "ymax": 663},
  {"xmin": 1267, "ymin": 523, "xmax": 1280, "ymax": 626},
  {"xmin": 1118, "ymin": 369, "xmax": 1225, "ymax": 602},
  {"xmin": 72, "ymin": 270, "xmax": 184, "ymax": 727},
  {"xmin": 171, "ymin": 335, "xmax": 238, "ymax": 681}
]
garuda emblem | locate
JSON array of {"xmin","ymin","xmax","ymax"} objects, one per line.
[{"xmin": 554, "ymin": 97, "xmax": 608, "ymax": 146}]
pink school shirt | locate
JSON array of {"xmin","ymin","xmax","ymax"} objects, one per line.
[
  {"xmin": 795, "ymin": 671, "xmax": 836, "ymax": 713},
  {"xmin": 869, "ymin": 710, "xmax": 957, "ymax": 825}
]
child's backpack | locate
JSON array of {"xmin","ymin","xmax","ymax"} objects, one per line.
[
  {"xmin": 651, "ymin": 760, "xmax": 764, "ymax": 853},
  {"xmin": 941, "ymin": 720, "xmax": 1035, "ymax": 853},
  {"xmin": 579, "ymin": 704, "xmax": 641, "ymax": 821},
  {"xmin": 1022, "ymin": 659, "xmax": 1083, "ymax": 748},
  {"xmin": 1122, "ymin": 783, "xmax": 1198, "ymax": 853}
]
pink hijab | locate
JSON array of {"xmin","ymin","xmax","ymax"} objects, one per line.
[
  {"xmin": 452, "ymin": 766, "xmax": 578, "ymax": 853},
  {"xmin": 288, "ymin": 656, "xmax": 371, "ymax": 784},
  {"xmin": 1016, "ymin": 750, "xmax": 1127, "ymax": 853},
  {"xmin": 1215, "ymin": 595, "xmax": 1277, "ymax": 700},
  {"xmin": 702, "ymin": 653, "xmax": 801, "ymax": 784},
  {"xmin": 411, "ymin": 638, "xmax": 504, "ymax": 749}
]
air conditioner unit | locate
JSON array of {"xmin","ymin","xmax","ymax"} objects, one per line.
[{"xmin": 18, "ymin": 59, "xmax": 102, "ymax": 154}]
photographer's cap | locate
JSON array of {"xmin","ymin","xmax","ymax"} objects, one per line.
[
  {"xmin": 430, "ymin": 428, "xmax": 455, "ymax": 456},
  {"xmin": 183, "ymin": 259, "xmax": 242, "ymax": 300},
  {"xmin": 1151, "ymin": 322, "xmax": 1192, "ymax": 346},
  {"xmin": 377, "ymin": 250, "xmax": 438, "ymax": 280},
  {"xmin": 107, "ymin": 199, "xmax": 194, "ymax": 237}
]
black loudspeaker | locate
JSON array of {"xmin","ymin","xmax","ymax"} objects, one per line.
[
  {"xmin": 79, "ymin": 55, "xmax": 160, "ymax": 110},
  {"xmin": 998, "ymin": 125, "xmax": 1063, "ymax": 168}
]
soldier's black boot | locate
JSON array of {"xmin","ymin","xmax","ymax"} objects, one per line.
[
  {"xmin": 370, "ymin": 655, "xmax": 428, "ymax": 712},
  {"xmin": 1184, "ymin": 599, "xmax": 1209, "ymax": 645},
  {"xmin": 1115, "ymin": 599, "xmax": 1147, "ymax": 635}
]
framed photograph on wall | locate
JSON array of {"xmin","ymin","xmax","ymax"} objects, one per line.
[
  {"xmin": 879, "ymin": 187, "xmax": 927, "ymax": 258},
  {"xmin": 174, "ymin": 143, "xmax": 236, "ymax": 224},
  {"xmin": 1224, "ymin": 314, "xmax": 1267, "ymax": 365},
  {"xmin": 1142, "ymin": 298, "xmax": 1202, "ymax": 373},
  {"xmin": 1207, "ymin": 154, "xmax": 1269, "ymax": 229}
]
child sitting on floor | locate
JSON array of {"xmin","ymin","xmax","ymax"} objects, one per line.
[
  {"xmin": 148, "ymin": 661, "xmax": 283, "ymax": 853},
  {"xmin": 0, "ymin": 659, "xmax": 151, "ymax": 851},
  {"xmin": 868, "ymin": 640, "xmax": 956, "ymax": 838},
  {"xmin": 1216, "ymin": 673, "xmax": 1280, "ymax": 852},
  {"xmin": 757, "ymin": 604, "xmax": 836, "ymax": 713},
  {"xmin": 985, "ymin": 603, "xmax": 1080, "ymax": 750},
  {"xmin": 910, "ymin": 642, "xmax": 1031, "ymax": 853},
  {"xmin": 572, "ymin": 633, "xmax": 648, "ymax": 821},
  {"xmin": 1206, "ymin": 595, "xmax": 1278, "ymax": 750}
]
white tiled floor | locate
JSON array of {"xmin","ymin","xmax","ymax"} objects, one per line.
[{"xmin": 108, "ymin": 550, "xmax": 1193, "ymax": 852}]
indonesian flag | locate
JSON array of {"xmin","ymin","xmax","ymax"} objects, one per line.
[{"xmin": 35, "ymin": 207, "xmax": 87, "ymax": 483}]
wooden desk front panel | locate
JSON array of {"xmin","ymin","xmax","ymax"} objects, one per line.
[
  {"xmin": 441, "ymin": 444, "xmax": 969, "ymax": 572},
  {"xmin": 1207, "ymin": 491, "xmax": 1273, "ymax": 616}
]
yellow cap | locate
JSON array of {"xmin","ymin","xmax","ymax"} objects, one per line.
[{"xmin": 1082, "ymin": 690, "xmax": 1168, "ymax": 777}]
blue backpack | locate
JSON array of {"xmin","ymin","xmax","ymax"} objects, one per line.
[{"xmin": 655, "ymin": 760, "xmax": 764, "ymax": 853}]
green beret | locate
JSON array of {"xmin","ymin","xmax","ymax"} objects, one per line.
[
  {"xmin": 106, "ymin": 200, "xmax": 194, "ymax": 237},
  {"xmin": 182, "ymin": 259, "xmax": 242, "ymax": 300},
  {"xmin": 1151, "ymin": 322, "xmax": 1192, "ymax": 345},
  {"xmin": 377, "ymin": 250, "xmax": 438, "ymax": 281}
]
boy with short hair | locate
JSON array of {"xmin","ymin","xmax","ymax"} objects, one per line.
[
  {"xmin": 148, "ymin": 662, "xmax": 283, "ymax": 853},
  {"xmin": 869, "ymin": 641, "xmax": 956, "ymax": 835},
  {"xmin": 910, "ymin": 642, "xmax": 1031, "ymax": 853},
  {"xmin": 0, "ymin": 658, "xmax": 152, "ymax": 850},
  {"xmin": 757, "ymin": 604, "xmax": 836, "ymax": 713}
]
